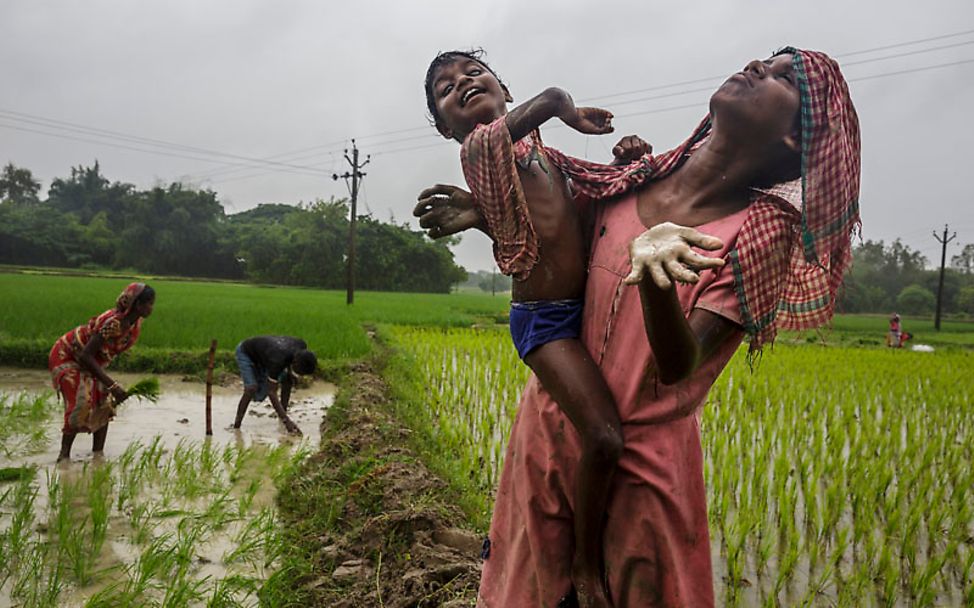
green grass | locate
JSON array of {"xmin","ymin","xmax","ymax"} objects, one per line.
[
  {"xmin": 781, "ymin": 313, "xmax": 974, "ymax": 349},
  {"xmin": 0, "ymin": 271, "xmax": 509, "ymax": 371}
]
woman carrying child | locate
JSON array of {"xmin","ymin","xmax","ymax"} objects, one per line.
[{"xmin": 417, "ymin": 47, "xmax": 860, "ymax": 607}]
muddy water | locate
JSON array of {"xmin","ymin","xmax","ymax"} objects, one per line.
[
  {"xmin": 0, "ymin": 367, "xmax": 336, "ymax": 608},
  {"xmin": 0, "ymin": 367, "xmax": 335, "ymax": 462}
]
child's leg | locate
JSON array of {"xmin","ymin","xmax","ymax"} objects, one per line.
[{"xmin": 525, "ymin": 338, "xmax": 622, "ymax": 605}]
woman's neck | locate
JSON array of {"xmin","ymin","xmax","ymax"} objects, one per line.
[{"xmin": 662, "ymin": 127, "xmax": 773, "ymax": 211}]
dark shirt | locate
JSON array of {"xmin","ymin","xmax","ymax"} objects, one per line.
[{"xmin": 240, "ymin": 336, "xmax": 307, "ymax": 380}]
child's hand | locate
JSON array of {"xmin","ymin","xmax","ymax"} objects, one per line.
[
  {"xmin": 565, "ymin": 107, "xmax": 614, "ymax": 135},
  {"xmin": 414, "ymin": 184, "xmax": 483, "ymax": 238},
  {"xmin": 611, "ymin": 135, "xmax": 652, "ymax": 165},
  {"xmin": 624, "ymin": 222, "xmax": 725, "ymax": 289}
]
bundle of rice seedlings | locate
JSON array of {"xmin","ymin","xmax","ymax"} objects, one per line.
[{"xmin": 126, "ymin": 377, "xmax": 161, "ymax": 403}]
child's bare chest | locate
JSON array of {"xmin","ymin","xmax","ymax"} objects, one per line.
[{"xmin": 515, "ymin": 157, "xmax": 575, "ymax": 226}]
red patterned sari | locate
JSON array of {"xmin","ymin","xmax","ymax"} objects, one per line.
[{"xmin": 48, "ymin": 285, "xmax": 144, "ymax": 433}]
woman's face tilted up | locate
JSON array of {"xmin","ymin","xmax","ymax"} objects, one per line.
[{"xmin": 710, "ymin": 53, "xmax": 802, "ymax": 148}]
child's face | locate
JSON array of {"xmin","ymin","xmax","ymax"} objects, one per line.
[{"xmin": 431, "ymin": 59, "xmax": 512, "ymax": 142}]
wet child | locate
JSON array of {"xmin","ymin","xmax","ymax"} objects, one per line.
[{"xmin": 420, "ymin": 50, "xmax": 628, "ymax": 606}]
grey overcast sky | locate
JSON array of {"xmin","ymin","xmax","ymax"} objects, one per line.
[{"xmin": 2, "ymin": 0, "xmax": 972, "ymax": 272}]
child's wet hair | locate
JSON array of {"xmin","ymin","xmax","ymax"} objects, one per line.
[{"xmin": 424, "ymin": 49, "xmax": 504, "ymax": 127}]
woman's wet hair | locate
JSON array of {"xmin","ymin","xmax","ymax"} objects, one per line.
[
  {"xmin": 293, "ymin": 350, "xmax": 317, "ymax": 375},
  {"xmin": 424, "ymin": 48, "xmax": 504, "ymax": 127},
  {"xmin": 136, "ymin": 285, "xmax": 156, "ymax": 304}
]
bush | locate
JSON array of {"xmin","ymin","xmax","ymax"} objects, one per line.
[{"xmin": 896, "ymin": 284, "xmax": 936, "ymax": 315}]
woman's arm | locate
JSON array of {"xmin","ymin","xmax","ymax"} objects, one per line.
[
  {"xmin": 79, "ymin": 332, "xmax": 128, "ymax": 402},
  {"xmin": 636, "ymin": 281, "xmax": 741, "ymax": 384}
]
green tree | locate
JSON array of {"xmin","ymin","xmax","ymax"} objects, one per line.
[
  {"xmin": 956, "ymin": 286, "xmax": 974, "ymax": 316},
  {"xmin": 0, "ymin": 162, "xmax": 41, "ymax": 205},
  {"xmin": 896, "ymin": 284, "xmax": 935, "ymax": 315},
  {"xmin": 952, "ymin": 243, "xmax": 974, "ymax": 275}
]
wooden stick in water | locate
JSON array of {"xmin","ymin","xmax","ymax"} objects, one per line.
[{"xmin": 205, "ymin": 339, "xmax": 217, "ymax": 436}]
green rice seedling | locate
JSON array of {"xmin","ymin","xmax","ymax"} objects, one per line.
[
  {"xmin": 0, "ymin": 465, "xmax": 36, "ymax": 483},
  {"xmin": 237, "ymin": 477, "xmax": 262, "ymax": 517},
  {"xmin": 6, "ymin": 474, "xmax": 38, "ymax": 565},
  {"xmin": 201, "ymin": 487, "xmax": 237, "ymax": 530},
  {"xmin": 223, "ymin": 507, "xmax": 279, "ymax": 570},
  {"xmin": 207, "ymin": 574, "xmax": 260, "ymax": 608},
  {"xmin": 88, "ymin": 462, "xmax": 115, "ymax": 557},
  {"xmin": 0, "ymin": 392, "xmax": 58, "ymax": 457},
  {"xmin": 126, "ymin": 376, "xmax": 161, "ymax": 402}
]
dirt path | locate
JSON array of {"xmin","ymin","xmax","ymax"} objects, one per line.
[{"xmin": 275, "ymin": 360, "xmax": 482, "ymax": 607}]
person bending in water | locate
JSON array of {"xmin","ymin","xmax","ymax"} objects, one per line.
[
  {"xmin": 232, "ymin": 335, "xmax": 316, "ymax": 435},
  {"xmin": 419, "ymin": 50, "xmax": 700, "ymax": 607}
]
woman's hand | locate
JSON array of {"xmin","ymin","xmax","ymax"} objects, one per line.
[
  {"xmin": 563, "ymin": 107, "xmax": 614, "ymax": 135},
  {"xmin": 110, "ymin": 383, "xmax": 128, "ymax": 404},
  {"xmin": 624, "ymin": 222, "xmax": 725, "ymax": 289},
  {"xmin": 611, "ymin": 135, "xmax": 652, "ymax": 165},
  {"xmin": 413, "ymin": 184, "xmax": 484, "ymax": 238}
]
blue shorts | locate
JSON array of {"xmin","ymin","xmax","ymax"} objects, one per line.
[
  {"xmin": 509, "ymin": 299, "xmax": 584, "ymax": 360},
  {"xmin": 235, "ymin": 343, "xmax": 286, "ymax": 402}
]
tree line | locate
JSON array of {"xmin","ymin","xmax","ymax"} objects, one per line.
[
  {"xmin": 2, "ymin": 161, "xmax": 972, "ymax": 311},
  {"xmin": 0, "ymin": 162, "xmax": 466, "ymax": 293},
  {"xmin": 840, "ymin": 239, "xmax": 974, "ymax": 316}
]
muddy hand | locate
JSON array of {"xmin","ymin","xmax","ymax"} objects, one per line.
[
  {"xmin": 414, "ymin": 184, "xmax": 481, "ymax": 239},
  {"xmin": 568, "ymin": 107, "xmax": 614, "ymax": 135},
  {"xmin": 624, "ymin": 222, "xmax": 725, "ymax": 290},
  {"xmin": 611, "ymin": 134, "xmax": 652, "ymax": 165},
  {"xmin": 110, "ymin": 384, "xmax": 128, "ymax": 404}
]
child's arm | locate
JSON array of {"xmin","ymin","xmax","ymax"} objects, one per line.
[
  {"xmin": 505, "ymin": 87, "xmax": 613, "ymax": 142},
  {"xmin": 624, "ymin": 223, "xmax": 734, "ymax": 384}
]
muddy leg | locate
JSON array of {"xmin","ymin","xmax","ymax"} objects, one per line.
[
  {"xmin": 58, "ymin": 432, "xmax": 76, "ymax": 462},
  {"xmin": 233, "ymin": 387, "xmax": 257, "ymax": 429},
  {"xmin": 92, "ymin": 424, "xmax": 108, "ymax": 453}
]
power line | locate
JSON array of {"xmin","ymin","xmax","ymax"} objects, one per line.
[
  {"xmin": 0, "ymin": 120, "xmax": 330, "ymax": 178},
  {"xmin": 6, "ymin": 28, "xmax": 974, "ymax": 186},
  {"xmin": 0, "ymin": 109, "xmax": 333, "ymax": 175}
]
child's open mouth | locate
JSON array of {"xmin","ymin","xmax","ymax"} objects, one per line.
[{"xmin": 461, "ymin": 88, "xmax": 485, "ymax": 106}]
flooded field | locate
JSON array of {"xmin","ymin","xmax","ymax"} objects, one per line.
[{"xmin": 0, "ymin": 368, "xmax": 335, "ymax": 607}]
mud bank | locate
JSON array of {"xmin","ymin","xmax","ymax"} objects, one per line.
[{"xmin": 274, "ymin": 360, "xmax": 482, "ymax": 607}]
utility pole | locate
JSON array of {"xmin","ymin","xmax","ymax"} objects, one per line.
[
  {"xmin": 333, "ymin": 140, "xmax": 369, "ymax": 305},
  {"xmin": 491, "ymin": 268, "xmax": 496, "ymax": 297},
  {"xmin": 933, "ymin": 224, "xmax": 957, "ymax": 330}
]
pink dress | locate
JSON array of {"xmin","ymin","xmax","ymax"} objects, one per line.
[{"xmin": 478, "ymin": 192, "xmax": 748, "ymax": 608}]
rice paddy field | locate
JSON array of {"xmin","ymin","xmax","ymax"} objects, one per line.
[
  {"xmin": 0, "ymin": 391, "xmax": 314, "ymax": 607},
  {"xmin": 3, "ymin": 269, "xmax": 974, "ymax": 606},
  {"xmin": 390, "ymin": 327, "xmax": 974, "ymax": 607}
]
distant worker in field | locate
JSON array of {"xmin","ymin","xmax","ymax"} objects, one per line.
[
  {"xmin": 232, "ymin": 336, "xmax": 316, "ymax": 435},
  {"xmin": 50, "ymin": 282, "xmax": 155, "ymax": 462},
  {"xmin": 887, "ymin": 313, "xmax": 912, "ymax": 348},
  {"xmin": 888, "ymin": 313, "xmax": 902, "ymax": 347}
]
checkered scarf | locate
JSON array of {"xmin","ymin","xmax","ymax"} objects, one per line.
[
  {"xmin": 461, "ymin": 48, "xmax": 859, "ymax": 350},
  {"xmin": 460, "ymin": 118, "xmax": 540, "ymax": 280}
]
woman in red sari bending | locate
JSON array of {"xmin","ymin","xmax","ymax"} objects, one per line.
[{"xmin": 49, "ymin": 282, "xmax": 155, "ymax": 461}]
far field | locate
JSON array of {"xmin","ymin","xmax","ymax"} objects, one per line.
[{"xmin": 1, "ymin": 271, "xmax": 971, "ymax": 370}]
